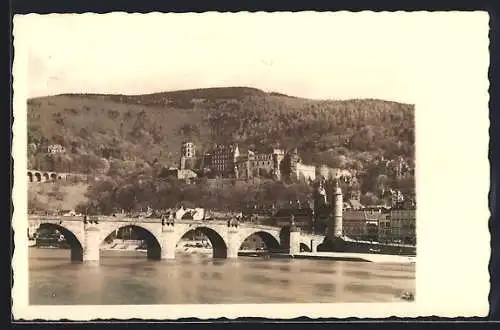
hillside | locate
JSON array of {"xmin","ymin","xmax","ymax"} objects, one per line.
[
  {"xmin": 27, "ymin": 87, "xmax": 415, "ymax": 176},
  {"xmin": 29, "ymin": 182, "xmax": 89, "ymax": 213}
]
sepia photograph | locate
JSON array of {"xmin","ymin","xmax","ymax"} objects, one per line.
[{"xmin": 12, "ymin": 12, "xmax": 490, "ymax": 319}]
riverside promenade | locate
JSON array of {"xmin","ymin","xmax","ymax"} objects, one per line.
[
  {"xmin": 238, "ymin": 250, "xmax": 416, "ymax": 263},
  {"xmin": 293, "ymin": 251, "xmax": 416, "ymax": 263}
]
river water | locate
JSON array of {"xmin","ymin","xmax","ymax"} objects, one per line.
[{"xmin": 29, "ymin": 248, "xmax": 415, "ymax": 305}]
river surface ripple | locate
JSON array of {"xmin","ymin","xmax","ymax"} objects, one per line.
[{"xmin": 29, "ymin": 248, "xmax": 416, "ymax": 305}]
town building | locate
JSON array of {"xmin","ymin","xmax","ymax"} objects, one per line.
[
  {"xmin": 345, "ymin": 189, "xmax": 363, "ymax": 210},
  {"xmin": 237, "ymin": 147, "xmax": 285, "ymax": 180},
  {"xmin": 390, "ymin": 189, "xmax": 405, "ymax": 207},
  {"xmin": 251, "ymin": 148, "xmax": 284, "ymax": 179},
  {"xmin": 47, "ymin": 144, "xmax": 66, "ymax": 154},
  {"xmin": 281, "ymin": 148, "xmax": 316, "ymax": 182},
  {"xmin": 377, "ymin": 212, "xmax": 392, "ymax": 242},
  {"xmin": 203, "ymin": 144, "xmax": 240, "ymax": 177},
  {"xmin": 166, "ymin": 168, "xmax": 198, "ymax": 183},
  {"xmin": 388, "ymin": 208, "xmax": 416, "ymax": 244},
  {"xmin": 310, "ymin": 179, "xmax": 416, "ymax": 244},
  {"xmin": 177, "ymin": 141, "xmax": 318, "ymax": 183},
  {"xmin": 205, "ymin": 144, "xmax": 302, "ymax": 181},
  {"xmin": 181, "ymin": 141, "xmax": 195, "ymax": 158},
  {"xmin": 160, "ymin": 141, "xmax": 200, "ymax": 183},
  {"xmin": 179, "ymin": 141, "xmax": 199, "ymax": 171},
  {"xmin": 342, "ymin": 210, "xmax": 382, "ymax": 241},
  {"xmin": 345, "ymin": 199, "xmax": 364, "ymax": 210}
]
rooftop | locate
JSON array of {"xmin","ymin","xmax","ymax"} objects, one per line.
[{"xmin": 274, "ymin": 208, "xmax": 313, "ymax": 218}]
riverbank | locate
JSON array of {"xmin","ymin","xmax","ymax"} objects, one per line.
[
  {"xmin": 238, "ymin": 251, "xmax": 415, "ymax": 263},
  {"xmin": 293, "ymin": 252, "xmax": 416, "ymax": 263},
  {"xmin": 30, "ymin": 244, "xmax": 415, "ymax": 263}
]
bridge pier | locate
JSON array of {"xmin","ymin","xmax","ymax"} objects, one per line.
[
  {"xmin": 82, "ymin": 228, "xmax": 101, "ymax": 262},
  {"xmin": 289, "ymin": 226, "xmax": 301, "ymax": 256},
  {"xmin": 310, "ymin": 239, "xmax": 320, "ymax": 253},
  {"xmin": 28, "ymin": 223, "xmax": 38, "ymax": 239},
  {"xmin": 226, "ymin": 220, "xmax": 240, "ymax": 259},
  {"xmin": 160, "ymin": 229, "xmax": 176, "ymax": 260},
  {"xmin": 70, "ymin": 246, "xmax": 84, "ymax": 262}
]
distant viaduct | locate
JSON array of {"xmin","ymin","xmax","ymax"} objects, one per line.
[{"xmin": 27, "ymin": 169, "xmax": 91, "ymax": 183}]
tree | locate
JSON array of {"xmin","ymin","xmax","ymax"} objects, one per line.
[
  {"xmin": 375, "ymin": 174, "xmax": 389, "ymax": 197},
  {"xmin": 28, "ymin": 126, "xmax": 44, "ymax": 145},
  {"xmin": 47, "ymin": 183, "xmax": 66, "ymax": 202},
  {"xmin": 28, "ymin": 194, "xmax": 47, "ymax": 212},
  {"xmin": 394, "ymin": 175, "xmax": 416, "ymax": 199},
  {"xmin": 360, "ymin": 192, "xmax": 380, "ymax": 206}
]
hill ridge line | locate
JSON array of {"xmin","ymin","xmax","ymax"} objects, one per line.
[{"xmin": 27, "ymin": 86, "xmax": 413, "ymax": 106}]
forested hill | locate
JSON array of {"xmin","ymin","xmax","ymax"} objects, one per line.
[{"xmin": 27, "ymin": 87, "xmax": 414, "ymax": 175}]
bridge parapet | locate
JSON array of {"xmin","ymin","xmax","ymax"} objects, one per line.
[
  {"xmin": 242, "ymin": 223, "xmax": 282, "ymax": 231},
  {"xmin": 28, "ymin": 215, "xmax": 281, "ymax": 228},
  {"xmin": 161, "ymin": 219, "xmax": 175, "ymax": 233}
]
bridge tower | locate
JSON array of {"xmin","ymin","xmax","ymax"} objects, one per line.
[{"xmin": 328, "ymin": 179, "xmax": 343, "ymax": 242}]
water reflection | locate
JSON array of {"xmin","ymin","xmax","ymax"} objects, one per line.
[
  {"xmin": 278, "ymin": 279, "xmax": 290, "ymax": 287},
  {"xmin": 29, "ymin": 248, "xmax": 415, "ymax": 305},
  {"xmin": 314, "ymin": 283, "xmax": 336, "ymax": 297},
  {"xmin": 345, "ymin": 270, "xmax": 372, "ymax": 279}
]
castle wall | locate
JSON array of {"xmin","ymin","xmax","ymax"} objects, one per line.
[{"xmin": 296, "ymin": 163, "xmax": 316, "ymax": 181}]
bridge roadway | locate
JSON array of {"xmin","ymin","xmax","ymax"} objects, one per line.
[{"xmin": 28, "ymin": 215, "xmax": 325, "ymax": 263}]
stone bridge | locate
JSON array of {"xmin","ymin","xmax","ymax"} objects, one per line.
[
  {"xmin": 27, "ymin": 169, "xmax": 90, "ymax": 183},
  {"xmin": 28, "ymin": 215, "xmax": 325, "ymax": 262}
]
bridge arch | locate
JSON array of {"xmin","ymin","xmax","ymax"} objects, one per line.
[
  {"xmin": 101, "ymin": 224, "xmax": 162, "ymax": 260},
  {"xmin": 36, "ymin": 222, "xmax": 84, "ymax": 261},
  {"xmin": 42, "ymin": 173, "xmax": 49, "ymax": 181},
  {"xmin": 177, "ymin": 226, "xmax": 228, "ymax": 258},
  {"xmin": 34, "ymin": 172, "xmax": 41, "ymax": 182},
  {"xmin": 239, "ymin": 230, "xmax": 281, "ymax": 252},
  {"xmin": 50, "ymin": 173, "xmax": 57, "ymax": 180},
  {"xmin": 28, "ymin": 171, "xmax": 33, "ymax": 182},
  {"xmin": 300, "ymin": 243, "xmax": 311, "ymax": 252}
]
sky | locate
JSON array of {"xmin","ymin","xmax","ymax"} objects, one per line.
[{"xmin": 15, "ymin": 12, "xmax": 488, "ymax": 103}]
